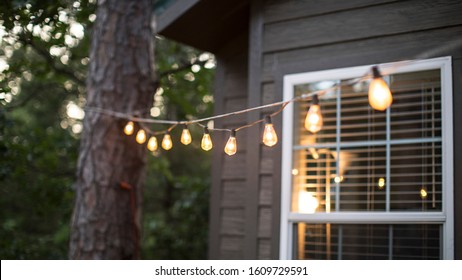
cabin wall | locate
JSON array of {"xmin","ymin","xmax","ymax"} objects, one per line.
[
  {"xmin": 209, "ymin": 0, "xmax": 462, "ymax": 259},
  {"xmin": 208, "ymin": 33, "xmax": 250, "ymax": 259}
]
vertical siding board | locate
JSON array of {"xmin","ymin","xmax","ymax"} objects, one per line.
[
  {"xmin": 220, "ymin": 236, "xmax": 244, "ymax": 259},
  {"xmin": 221, "ymin": 180, "xmax": 247, "ymax": 208},
  {"xmin": 453, "ymin": 58, "xmax": 462, "ymax": 259},
  {"xmin": 259, "ymin": 175, "xmax": 273, "ymax": 206},
  {"xmin": 208, "ymin": 57, "xmax": 227, "ymax": 259},
  {"xmin": 258, "ymin": 207, "xmax": 272, "ymax": 238},
  {"xmin": 244, "ymin": 0, "xmax": 264, "ymax": 259},
  {"xmin": 210, "ymin": 33, "xmax": 249, "ymax": 259},
  {"xmin": 258, "ymin": 238, "xmax": 272, "ymax": 260},
  {"xmin": 221, "ymin": 208, "xmax": 245, "ymax": 235},
  {"xmin": 262, "ymin": 82, "xmax": 276, "ymax": 105}
]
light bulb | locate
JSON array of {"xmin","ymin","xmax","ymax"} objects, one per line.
[
  {"xmin": 201, "ymin": 127, "xmax": 213, "ymax": 151},
  {"xmin": 124, "ymin": 121, "xmax": 135, "ymax": 135},
  {"xmin": 378, "ymin": 178, "xmax": 385, "ymax": 189},
  {"xmin": 161, "ymin": 132, "xmax": 173, "ymax": 150},
  {"xmin": 262, "ymin": 116, "xmax": 278, "ymax": 147},
  {"xmin": 304, "ymin": 95, "xmax": 323, "ymax": 133},
  {"xmin": 420, "ymin": 187, "xmax": 428, "ymax": 199},
  {"xmin": 298, "ymin": 191, "xmax": 319, "ymax": 214},
  {"xmin": 135, "ymin": 129, "xmax": 146, "ymax": 144},
  {"xmin": 368, "ymin": 66, "xmax": 393, "ymax": 111},
  {"xmin": 147, "ymin": 136, "xmax": 158, "ymax": 152},
  {"xmin": 180, "ymin": 125, "xmax": 192, "ymax": 145},
  {"xmin": 224, "ymin": 130, "xmax": 237, "ymax": 156}
]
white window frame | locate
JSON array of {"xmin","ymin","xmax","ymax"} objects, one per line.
[{"xmin": 279, "ymin": 56, "xmax": 454, "ymax": 259}]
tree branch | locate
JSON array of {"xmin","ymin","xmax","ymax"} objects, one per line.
[
  {"xmin": 18, "ymin": 33, "xmax": 86, "ymax": 87},
  {"xmin": 157, "ymin": 59, "xmax": 208, "ymax": 81}
]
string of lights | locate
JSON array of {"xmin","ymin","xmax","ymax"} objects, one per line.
[{"xmin": 84, "ymin": 66, "xmax": 393, "ymax": 156}]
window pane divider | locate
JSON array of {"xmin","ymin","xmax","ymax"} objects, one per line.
[
  {"xmin": 293, "ymin": 137, "xmax": 442, "ymax": 150},
  {"xmin": 385, "ymin": 75, "xmax": 391, "ymax": 212},
  {"xmin": 288, "ymin": 212, "xmax": 446, "ymax": 224},
  {"xmin": 335, "ymin": 80, "xmax": 341, "ymax": 212}
]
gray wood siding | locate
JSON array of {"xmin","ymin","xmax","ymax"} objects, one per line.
[
  {"xmin": 210, "ymin": 0, "xmax": 462, "ymax": 260},
  {"xmin": 208, "ymin": 33, "xmax": 249, "ymax": 259}
]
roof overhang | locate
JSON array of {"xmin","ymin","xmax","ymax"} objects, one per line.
[{"xmin": 156, "ymin": 0, "xmax": 249, "ymax": 52}]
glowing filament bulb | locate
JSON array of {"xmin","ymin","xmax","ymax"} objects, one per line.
[
  {"xmin": 124, "ymin": 121, "xmax": 135, "ymax": 135},
  {"xmin": 201, "ymin": 127, "xmax": 213, "ymax": 151},
  {"xmin": 304, "ymin": 94, "xmax": 323, "ymax": 133},
  {"xmin": 224, "ymin": 130, "xmax": 237, "ymax": 156},
  {"xmin": 147, "ymin": 136, "xmax": 158, "ymax": 152},
  {"xmin": 420, "ymin": 187, "xmax": 428, "ymax": 199},
  {"xmin": 368, "ymin": 66, "xmax": 393, "ymax": 111},
  {"xmin": 378, "ymin": 178, "xmax": 385, "ymax": 189},
  {"xmin": 180, "ymin": 125, "xmax": 192, "ymax": 145},
  {"xmin": 135, "ymin": 129, "xmax": 146, "ymax": 144},
  {"xmin": 161, "ymin": 132, "xmax": 173, "ymax": 150},
  {"xmin": 262, "ymin": 116, "xmax": 278, "ymax": 147}
]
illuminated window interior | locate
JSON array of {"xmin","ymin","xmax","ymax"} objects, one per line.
[{"xmin": 289, "ymin": 68, "xmax": 448, "ymax": 259}]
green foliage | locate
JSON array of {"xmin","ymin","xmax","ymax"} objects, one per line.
[
  {"xmin": 141, "ymin": 37, "xmax": 214, "ymax": 259},
  {"xmin": 0, "ymin": 0, "xmax": 214, "ymax": 259}
]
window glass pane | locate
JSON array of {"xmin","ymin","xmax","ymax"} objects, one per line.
[
  {"xmin": 294, "ymin": 223, "xmax": 441, "ymax": 260},
  {"xmin": 291, "ymin": 69, "xmax": 442, "ymax": 213},
  {"xmin": 340, "ymin": 83, "xmax": 386, "ymax": 142},
  {"xmin": 390, "ymin": 70, "xmax": 441, "ymax": 140},
  {"xmin": 339, "ymin": 146, "xmax": 386, "ymax": 211},
  {"xmin": 291, "ymin": 149, "xmax": 336, "ymax": 213},
  {"xmin": 390, "ymin": 143, "xmax": 442, "ymax": 211},
  {"xmin": 294, "ymin": 82, "xmax": 337, "ymax": 145}
]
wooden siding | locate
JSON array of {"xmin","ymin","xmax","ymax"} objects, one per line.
[
  {"xmin": 453, "ymin": 58, "xmax": 462, "ymax": 259},
  {"xmin": 209, "ymin": 0, "xmax": 462, "ymax": 259},
  {"xmin": 208, "ymin": 33, "xmax": 249, "ymax": 259},
  {"xmin": 259, "ymin": 0, "xmax": 462, "ymax": 259}
]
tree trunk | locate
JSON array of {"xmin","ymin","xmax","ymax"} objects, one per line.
[{"xmin": 70, "ymin": 0, "xmax": 155, "ymax": 259}]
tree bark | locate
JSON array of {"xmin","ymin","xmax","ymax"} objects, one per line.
[{"xmin": 70, "ymin": 0, "xmax": 155, "ymax": 259}]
